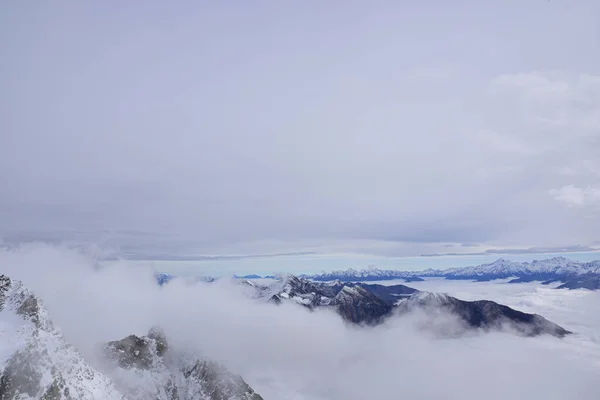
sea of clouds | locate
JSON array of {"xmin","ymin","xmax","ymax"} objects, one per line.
[{"xmin": 1, "ymin": 244, "xmax": 599, "ymax": 400}]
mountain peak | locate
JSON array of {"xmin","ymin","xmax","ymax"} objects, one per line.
[{"xmin": 0, "ymin": 275, "xmax": 264, "ymax": 400}]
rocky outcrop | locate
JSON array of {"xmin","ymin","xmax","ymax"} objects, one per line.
[
  {"xmin": 104, "ymin": 329, "xmax": 263, "ymax": 400},
  {"xmin": 0, "ymin": 275, "xmax": 263, "ymax": 400},
  {"xmin": 396, "ymin": 292, "xmax": 571, "ymax": 337},
  {"xmin": 0, "ymin": 275, "xmax": 123, "ymax": 400}
]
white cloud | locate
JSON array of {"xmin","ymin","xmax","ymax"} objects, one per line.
[
  {"xmin": 550, "ymin": 185, "xmax": 600, "ymax": 207},
  {"xmin": 1, "ymin": 245, "xmax": 599, "ymax": 399}
]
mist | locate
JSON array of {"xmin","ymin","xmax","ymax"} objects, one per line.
[{"xmin": 1, "ymin": 244, "xmax": 598, "ymax": 399}]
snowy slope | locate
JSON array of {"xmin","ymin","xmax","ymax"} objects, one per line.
[{"xmin": 0, "ymin": 275, "xmax": 123, "ymax": 400}]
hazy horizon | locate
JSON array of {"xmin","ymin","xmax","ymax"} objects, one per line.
[{"xmin": 124, "ymin": 250, "xmax": 600, "ymax": 277}]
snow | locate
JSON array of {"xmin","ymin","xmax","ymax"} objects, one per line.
[
  {"xmin": 306, "ymin": 256, "xmax": 600, "ymax": 282},
  {"xmin": 0, "ymin": 277, "xmax": 124, "ymax": 399}
]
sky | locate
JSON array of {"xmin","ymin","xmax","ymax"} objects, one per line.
[{"xmin": 1, "ymin": 1, "xmax": 600, "ymax": 264}]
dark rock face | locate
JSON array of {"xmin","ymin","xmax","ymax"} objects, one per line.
[
  {"xmin": 403, "ymin": 276, "xmax": 425, "ymax": 282},
  {"xmin": 105, "ymin": 327, "xmax": 169, "ymax": 370},
  {"xmin": 396, "ymin": 293, "xmax": 571, "ymax": 338},
  {"xmin": 104, "ymin": 329, "xmax": 263, "ymax": 400},
  {"xmin": 0, "ymin": 275, "xmax": 11, "ymax": 311},
  {"xmin": 16, "ymin": 295, "xmax": 41, "ymax": 328},
  {"xmin": 106, "ymin": 334, "xmax": 159, "ymax": 370},
  {"xmin": 330, "ymin": 285, "xmax": 393, "ymax": 325},
  {"xmin": 41, "ymin": 376, "xmax": 72, "ymax": 400},
  {"xmin": 357, "ymin": 283, "xmax": 418, "ymax": 306},
  {"xmin": 557, "ymin": 275, "xmax": 600, "ymax": 290},
  {"xmin": 0, "ymin": 349, "xmax": 43, "ymax": 400},
  {"xmin": 184, "ymin": 361, "xmax": 263, "ymax": 400},
  {"xmin": 268, "ymin": 277, "xmax": 417, "ymax": 325},
  {"xmin": 268, "ymin": 276, "xmax": 570, "ymax": 337}
]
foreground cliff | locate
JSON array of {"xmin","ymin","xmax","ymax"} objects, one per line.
[{"xmin": 0, "ymin": 275, "xmax": 262, "ymax": 400}]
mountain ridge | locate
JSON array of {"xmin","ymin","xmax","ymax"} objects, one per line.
[
  {"xmin": 0, "ymin": 274, "xmax": 263, "ymax": 400},
  {"xmin": 253, "ymin": 275, "xmax": 571, "ymax": 337},
  {"xmin": 303, "ymin": 256, "xmax": 600, "ymax": 288}
]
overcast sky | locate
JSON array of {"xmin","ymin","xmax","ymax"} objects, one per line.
[{"xmin": 1, "ymin": 1, "xmax": 599, "ymax": 258}]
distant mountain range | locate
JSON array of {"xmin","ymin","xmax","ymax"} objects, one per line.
[
  {"xmin": 302, "ymin": 256, "xmax": 600, "ymax": 290},
  {"xmin": 156, "ymin": 256, "xmax": 600, "ymax": 291}
]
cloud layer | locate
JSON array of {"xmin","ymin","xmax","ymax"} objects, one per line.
[
  {"xmin": 1, "ymin": 245, "xmax": 598, "ymax": 399},
  {"xmin": 1, "ymin": 2, "xmax": 599, "ymax": 256}
]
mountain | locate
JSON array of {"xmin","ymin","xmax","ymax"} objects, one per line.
[
  {"xmin": 234, "ymin": 274, "xmax": 262, "ymax": 280},
  {"xmin": 396, "ymin": 292, "xmax": 570, "ymax": 337},
  {"xmin": 306, "ymin": 256, "xmax": 600, "ymax": 287},
  {"xmin": 557, "ymin": 274, "xmax": 600, "ymax": 290},
  {"xmin": 305, "ymin": 268, "xmax": 424, "ymax": 282},
  {"xmin": 266, "ymin": 276, "xmax": 415, "ymax": 324},
  {"xmin": 156, "ymin": 272, "xmax": 174, "ymax": 286},
  {"xmin": 262, "ymin": 276, "xmax": 570, "ymax": 337},
  {"xmin": 0, "ymin": 275, "xmax": 123, "ymax": 399},
  {"xmin": 0, "ymin": 274, "xmax": 263, "ymax": 400},
  {"xmin": 155, "ymin": 273, "xmax": 216, "ymax": 286},
  {"xmin": 104, "ymin": 329, "xmax": 263, "ymax": 400}
]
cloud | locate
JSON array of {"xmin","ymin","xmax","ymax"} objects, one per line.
[
  {"xmin": 1, "ymin": 244, "xmax": 599, "ymax": 399},
  {"xmin": 0, "ymin": 3, "xmax": 599, "ymax": 256},
  {"xmin": 422, "ymin": 245, "xmax": 600, "ymax": 257},
  {"xmin": 550, "ymin": 185, "xmax": 600, "ymax": 208}
]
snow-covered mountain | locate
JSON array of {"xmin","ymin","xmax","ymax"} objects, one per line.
[
  {"xmin": 103, "ymin": 329, "xmax": 262, "ymax": 400},
  {"xmin": 0, "ymin": 274, "xmax": 263, "ymax": 400},
  {"xmin": 396, "ymin": 292, "xmax": 570, "ymax": 337},
  {"xmin": 0, "ymin": 275, "xmax": 124, "ymax": 399},
  {"xmin": 266, "ymin": 276, "xmax": 413, "ymax": 324},
  {"xmin": 305, "ymin": 256, "xmax": 600, "ymax": 286},
  {"xmin": 246, "ymin": 275, "xmax": 570, "ymax": 337}
]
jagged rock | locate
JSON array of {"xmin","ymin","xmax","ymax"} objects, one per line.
[
  {"xmin": 0, "ymin": 275, "xmax": 263, "ymax": 400},
  {"xmin": 184, "ymin": 361, "xmax": 263, "ymax": 400},
  {"xmin": 0, "ymin": 349, "xmax": 43, "ymax": 399},
  {"xmin": 106, "ymin": 334, "xmax": 157, "ymax": 370},
  {"xmin": 0, "ymin": 275, "xmax": 123, "ymax": 400},
  {"xmin": 104, "ymin": 329, "xmax": 263, "ymax": 400},
  {"xmin": 329, "ymin": 285, "xmax": 392, "ymax": 324},
  {"xmin": 263, "ymin": 275, "xmax": 571, "ymax": 337},
  {"xmin": 266, "ymin": 276, "xmax": 416, "ymax": 325}
]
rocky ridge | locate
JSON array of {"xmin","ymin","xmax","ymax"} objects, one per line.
[
  {"xmin": 256, "ymin": 275, "xmax": 571, "ymax": 337},
  {"xmin": 0, "ymin": 275, "xmax": 262, "ymax": 400}
]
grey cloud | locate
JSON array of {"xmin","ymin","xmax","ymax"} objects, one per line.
[
  {"xmin": 421, "ymin": 245, "xmax": 600, "ymax": 258},
  {"xmin": 1, "ymin": 2, "xmax": 599, "ymax": 256}
]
